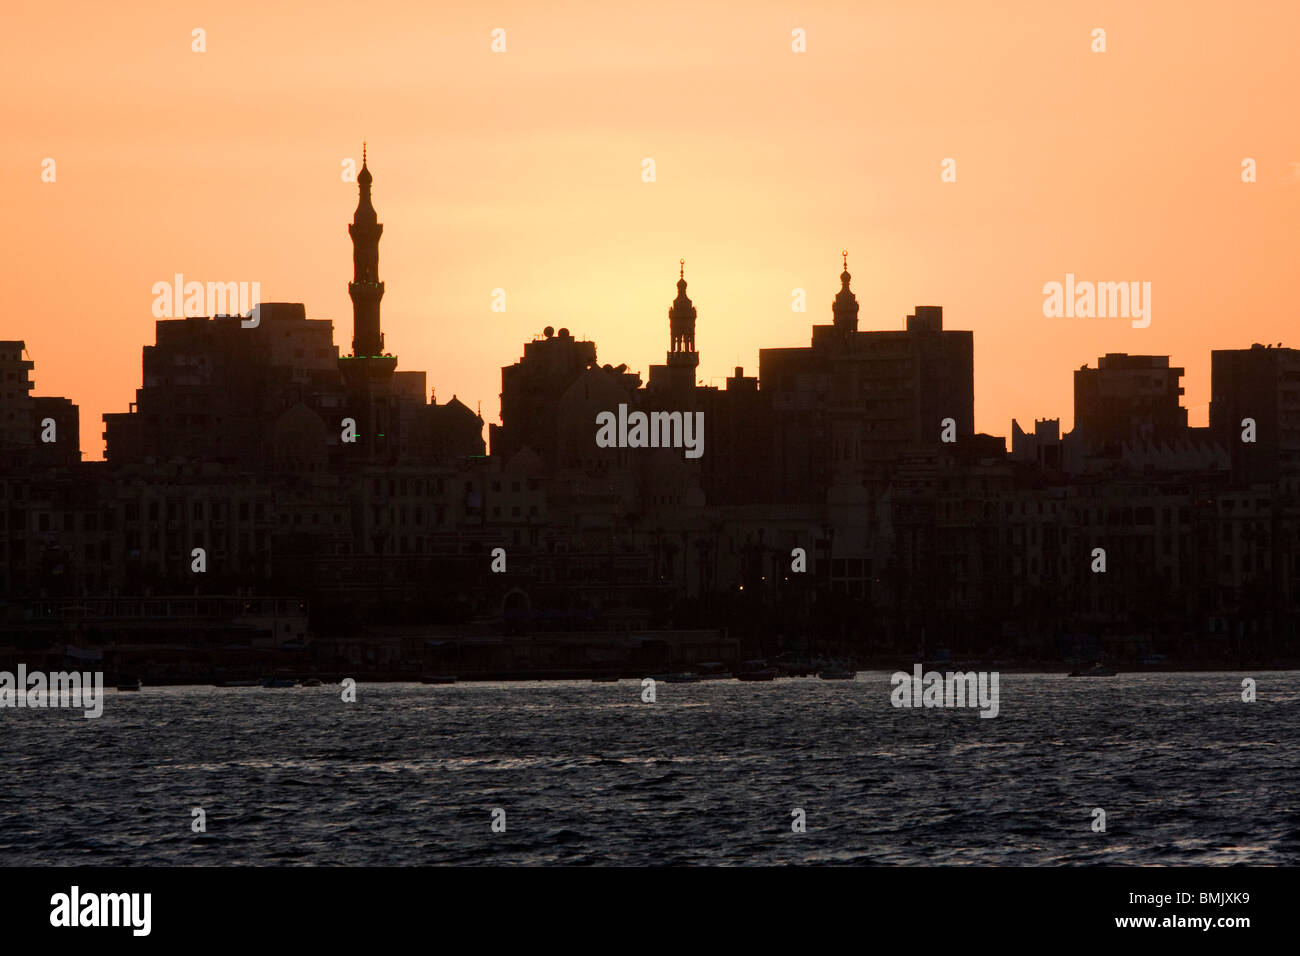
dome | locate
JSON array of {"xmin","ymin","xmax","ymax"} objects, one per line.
[{"xmin": 269, "ymin": 402, "xmax": 328, "ymax": 471}]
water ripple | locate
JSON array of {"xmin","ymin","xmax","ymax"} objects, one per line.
[{"xmin": 0, "ymin": 673, "xmax": 1296, "ymax": 864}]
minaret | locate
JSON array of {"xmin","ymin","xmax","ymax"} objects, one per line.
[
  {"xmin": 348, "ymin": 143, "xmax": 385, "ymax": 357},
  {"xmin": 668, "ymin": 259, "xmax": 699, "ymax": 368},
  {"xmin": 339, "ymin": 144, "xmax": 397, "ymax": 463},
  {"xmin": 645, "ymin": 259, "xmax": 701, "ymax": 395},
  {"xmin": 832, "ymin": 249, "xmax": 859, "ymax": 333}
]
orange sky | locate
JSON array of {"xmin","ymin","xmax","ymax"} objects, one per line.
[{"xmin": 4, "ymin": 0, "xmax": 1299, "ymax": 459}]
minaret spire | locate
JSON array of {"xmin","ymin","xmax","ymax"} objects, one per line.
[
  {"xmin": 348, "ymin": 145, "xmax": 384, "ymax": 355},
  {"xmin": 832, "ymin": 249, "xmax": 859, "ymax": 333},
  {"xmin": 649, "ymin": 257, "xmax": 700, "ymax": 393},
  {"xmin": 339, "ymin": 145, "xmax": 398, "ymax": 463},
  {"xmin": 669, "ymin": 258, "xmax": 697, "ymax": 355}
]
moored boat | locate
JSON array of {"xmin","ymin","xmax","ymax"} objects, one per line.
[
  {"xmin": 818, "ymin": 667, "xmax": 856, "ymax": 680},
  {"xmin": 662, "ymin": 672, "xmax": 700, "ymax": 683},
  {"xmin": 736, "ymin": 661, "xmax": 778, "ymax": 682},
  {"xmin": 1068, "ymin": 662, "xmax": 1118, "ymax": 677}
]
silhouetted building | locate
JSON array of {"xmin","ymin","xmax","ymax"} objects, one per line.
[
  {"xmin": 32, "ymin": 397, "xmax": 79, "ymax": 466},
  {"xmin": 1072, "ymin": 354, "xmax": 1187, "ymax": 453},
  {"xmin": 0, "ymin": 341, "xmax": 35, "ymax": 450},
  {"xmin": 759, "ymin": 256, "xmax": 975, "ymax": 501},
  {"xmin": 491, "ymin": 326, "xmax": 599, "ymax": 466},
  {"xmin": 1211, "ymin": 343, "xmax": 1300, "ymax": 484},
  {"xmin": 103, "ymin": 156, "xmax": 483, "ymax": 469},
  {"xmin": 102, "ymin": 304, "xmax": 340, "ymax": 466},
  {"xmin": 1012, "ymin": 418, "xmax": 1062, "ymax": 470},
  {"xmin": 0, "ymin": 341, "xmax": 79, "ymax": 465}
]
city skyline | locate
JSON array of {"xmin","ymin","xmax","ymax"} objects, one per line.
[
  {"xmin": 7, "ymin": 148, "xmax": 1295, "ymax": 464},
  {"xmin": 7, "ymin": 0, "xmax": 1300, "ymax": 903},
  {"xmin": 4, "ymin": 155, "xmax": 1297, "ymax": 673},
  {"xmin": 6, "ymin": 1, "xmax": 1300, "ymax": 458}
]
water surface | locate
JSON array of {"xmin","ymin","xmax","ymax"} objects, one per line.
[{"xmin": 2, "ymin": 672, "xmax": 1296, "ymax": 865}]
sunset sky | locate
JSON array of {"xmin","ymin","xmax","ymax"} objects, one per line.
[{"xmin": 4, "ymin": 0, "xmax": 1299, "ymax": 458}]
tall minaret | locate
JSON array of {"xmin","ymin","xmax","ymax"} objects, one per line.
[
  {"xmin": 340, "ymin": 144, "xmax": 397, "ymax": 463},
  {"xmin": 348, "ymin": 143, "xmax": 385, "ymax": 356},
  {"xmin": 832, "ymin": 249, "xmax": 859, "ymax": 333},
  {"xmin": 668, "ymin": 258, "xmax": 698, "ymax": 366}
]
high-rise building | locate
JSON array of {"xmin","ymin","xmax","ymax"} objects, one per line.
[
  {"xmin": 102, "ymin": 303, "xmax": 341, "ymax": 466},
  {"xmin": 491, "ymin": 327, "xmax": 600, "ymax": 466},
  {"xmin": 1072, "ymin": 354, "xmax": 1187, "ymax": 453},
  {"xmin": 0, "ymin": 341, "xmax": 36, "ymax": 452},
  {"xmin": 759, "ymin": 255, "xmax": 974, "ymax": 499},
  {"xmin": 0, "ymin": 340, "xmax": 79, "ymax": 465},
  {"xmin": 1211, "ymin": 343, "xmax": 1300, "ymax": 483}
]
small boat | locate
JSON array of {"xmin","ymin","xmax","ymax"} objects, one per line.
[
  {"xmin": 590, "ymin": 675, "xmax": 620, "ymax": 683},
  {"xmin": 818, "ymin": 668, "xmax": 856, "ymax": 680},
  {"xmin": 1068, "ymin": 662, "xmax": 1118, "ymax": 677},
  {"xmin": 116, "ymin": 678, "xmax": 142, "ymax": 691},
  {"xmin": 696, "ymin": 663, "xmax": 733, "ymax": 680},
  {"xmin": 213, "ymin": 679, "xmax": 260, "ymax": 687},
  {"xmin": 663, "ymin": 672, "xmax": 700, "ymax": 683},
  {"xmin": 302, "ymin": 678, "xmax": 323, "ymax": 687},
  {"xmin": 775, "ymin": 656, "xmax": 814, "ymax": 677},
  {"xmin": 736, "ymin": 661, "xmax": 778, "ymax": 682},
  {"xmin": 420, "ymin": 675, "xmax": 457, "ymax": 685},
  {"xmin": 262, "ymin": 677, "xmax": 298, "ymax": 688}
]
